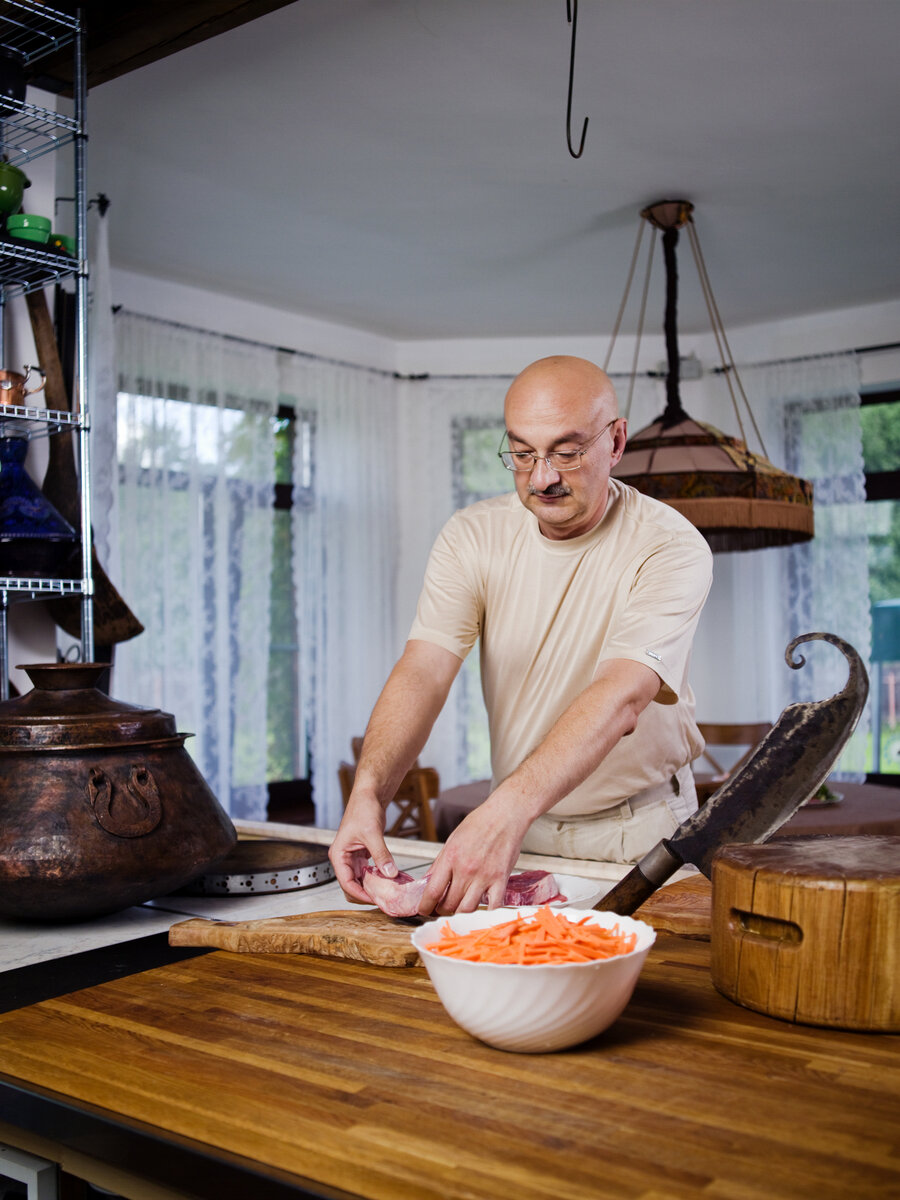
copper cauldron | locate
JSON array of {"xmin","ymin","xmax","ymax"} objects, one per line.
[{"xmin": 0, "ymin": 662, "xmax": 237, "ymax": 921}]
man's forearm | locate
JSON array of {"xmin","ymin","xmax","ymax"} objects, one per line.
[
  {"xmin": 489, "ymin": 658, "xmax": 661, "ymax": 821},
  {"xmin": 354, "ymin": 639, "xmax": 462, "ymax": 805}
]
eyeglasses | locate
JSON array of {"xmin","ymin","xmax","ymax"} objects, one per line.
[{"xmin": 498, "ymin": 419, "xmax": 618, "ymax": 472}]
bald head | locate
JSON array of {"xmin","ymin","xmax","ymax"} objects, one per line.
[{"xmin": 505, "ymin": 356, "xmax": 619, "ymax": 434}]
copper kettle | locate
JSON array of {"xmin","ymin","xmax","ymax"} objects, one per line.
[
  {"xmin": 0, "ymin": 663, "xmax": 237, "ymax": 921},
  {"xmin": 0, "ymin": 364, "xmax": 45, "ymax": 407}
]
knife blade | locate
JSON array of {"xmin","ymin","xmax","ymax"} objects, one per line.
[{"xmin": 596, "ymin": 632, "xmax": 869, "ymax": 915}]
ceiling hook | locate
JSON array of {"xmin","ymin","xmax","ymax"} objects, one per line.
[{"xmin": 566, "ymin": 0, "xmax": 588, "ymax": 158}]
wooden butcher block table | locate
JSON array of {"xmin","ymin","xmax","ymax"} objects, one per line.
[{"xmin": 1, "ymin": 913, "xmax": 899, "ymax": 1200}]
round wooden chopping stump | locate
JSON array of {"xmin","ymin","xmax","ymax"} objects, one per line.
[{"xmin": 710, "ymin": 835, "xmax": 900, "ymax": 1031}]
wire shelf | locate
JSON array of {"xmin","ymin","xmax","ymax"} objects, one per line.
[
  {"xmin": 0, "ymin": 96, "xmax": 78, "ymax": 164},
  {"xmin": 0, "ymin": 1, "xmax": 78, "ymax": 66},
  {"xmin": 1, "ymin": 577, "xmax": 85, "ymax": 600},
  {"xmin": 0, "ymin": 404, "xmax": 82, "ymax": 438},
  {"xmin": 0, "ymin": 237, "xmax": 76, "ymax": 296}
]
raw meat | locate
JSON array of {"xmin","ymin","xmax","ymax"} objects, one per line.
[
  {"xmin": 360, "ymin": 865, "xmax": 566, "ymax": 917},
  {"xmin": 360, "ymin": 868, "xmax": 428, "ymax": 917},
  {"xmin": 501, "ymin": 869, "xmax": 567, "ymax": 906}
]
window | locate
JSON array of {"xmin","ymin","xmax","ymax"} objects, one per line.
[
  {"xmin": 451, "ymin": 416, "xmax": 510, "ymax": 778},
  {"xmin": 861, "ymin": 388, "xmax": 900, "ymax": 779},
  {"xmin": 116, "ymin": 367, "xmax": 281, "ymax": 819}
]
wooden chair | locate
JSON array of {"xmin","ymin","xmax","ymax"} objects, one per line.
[
  {"xmin": 338, "ymin": 746, "xmax": 439, "ymax": 842},
  {"xmin": 693, "ymin": 722, "xmax": 772, "ymax": 803}
]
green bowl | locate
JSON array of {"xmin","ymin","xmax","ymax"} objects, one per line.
[
  {"xmin": 7, "ymin": 212, "xmax": 51, "ymax": 232},
  {"xmin": 11, "ymin": 227, "xmax": 50, "ymax": 244}
]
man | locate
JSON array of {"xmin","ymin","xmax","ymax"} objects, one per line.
[{"xmin": 329, "ymin": 355, "xmax": 712, "ymax": 914}]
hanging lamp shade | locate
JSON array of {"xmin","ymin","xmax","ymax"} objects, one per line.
[
  {"xmin": 615, "ymin": 414, "xmax": 814, "ymax": 553},
  {"xmin": 609, "ymin": 201, "xmax": 815, "ymax": 553}
]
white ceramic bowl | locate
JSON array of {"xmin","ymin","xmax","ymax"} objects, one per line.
[{"xmin": 412, "ymin": 906, "xmax": 656, "ymax": 1053}]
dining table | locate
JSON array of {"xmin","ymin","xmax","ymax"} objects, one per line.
[
  {"xmin": 0, "ymin": 824, "xmax": 898, "ymax": 1200},
  {"xmin": 434, "ymin": 778, "xmax": 900, "ymax": 841}
]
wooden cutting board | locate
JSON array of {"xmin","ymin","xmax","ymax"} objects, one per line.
[
  {"xmin": 168, "ymin": 874, "xmax": 715, "ymax": 969},
  {"xmin": 168, "ymin": 909, "xmax": 420, "ymax": 967}
]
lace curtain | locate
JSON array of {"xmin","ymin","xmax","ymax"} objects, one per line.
[
  {"xmin": 691, "ymin": 353, "xmax": 869, "ymax": 778},
  {"xmin": 113, "ymin": 313, "xmax": 281, "ymax": 818},
  {"xmin": 281, "ymin": 356, "xmax": 401, "ymax": 829},
  {"xmin": 772, "ymin": 354, "xmax": 870, "ymax": 776}
]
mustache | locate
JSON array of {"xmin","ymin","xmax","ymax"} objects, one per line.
[{"xmin": 528, "ymin": 482, "xmax": 571, "ymax": 498}]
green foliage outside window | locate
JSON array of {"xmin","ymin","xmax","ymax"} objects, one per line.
[{"xmin": 860, "ymin": 395, "xmax": 900, "ymax": 774}]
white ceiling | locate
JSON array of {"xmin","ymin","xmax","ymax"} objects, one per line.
[{"xmin": 86, "ymin": 0, "xmax": 900, "ymax": 342}]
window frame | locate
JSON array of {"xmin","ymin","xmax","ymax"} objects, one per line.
[
  {"xmin": 861, "ymin": 386, "xmax": 900, "ymax": 786},
  {"xmin": 268, "ymin": 402, "xmax": 316, "ymax": 821}
]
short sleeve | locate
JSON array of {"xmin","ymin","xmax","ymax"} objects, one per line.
[
  {"xmin": 597, "ymin": 532, "xmax": 713, "ymax": 703},
  {"xmin": 408, "ymin": 516, "xmax": 483, "ymax": 661}
]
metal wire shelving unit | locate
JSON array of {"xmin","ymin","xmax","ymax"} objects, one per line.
[{"xmin": 0, "ymin": 1, "xmax": 92, "ymax": 699}]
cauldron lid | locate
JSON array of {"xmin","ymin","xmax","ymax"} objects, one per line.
[{"xmin": 0, "ymin": 662, "xmax": 180, "ymax": 749}]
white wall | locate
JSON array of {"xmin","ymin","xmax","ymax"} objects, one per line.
[{"xmin": 111, "ymin": 268, "xmax": 398, "ymax": 375}]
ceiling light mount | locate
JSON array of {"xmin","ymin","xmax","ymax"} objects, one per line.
[{"xmin": 639, "ymin": 199, "xmax": 693, "ymax": 232}]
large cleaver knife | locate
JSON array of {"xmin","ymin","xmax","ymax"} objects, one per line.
[{"xmin": 596, "ymin": 632, "xmax": 869, "ymax": 915}]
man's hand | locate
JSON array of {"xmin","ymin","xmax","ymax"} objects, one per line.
[
  {"xmin": 328, "ymin": 639, "xmax": 463, "ymax": 904},
  {"xmin": 417, "ymin": 792, "xmax": 534, "ymax": 915},
  {"xmin": 328, "ymin": 786, "xmax": 397, "ymax": 904}
]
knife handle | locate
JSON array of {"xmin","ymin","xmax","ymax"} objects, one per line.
[
  {"xmin": 594, "ymin": 840, "xmax": 682, "ymax": 915},
  {"xmin": 595, "ymin": 864, "xmax": 659, "ymax": 914}
]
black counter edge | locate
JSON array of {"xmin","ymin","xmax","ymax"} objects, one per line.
[
  {"xmin": 0, "ymin": 932, "xmax": 213, "ymax": 1013},
  {"xmin": 0, "ymin": 1076, "xmax": 358, "ymax": 1200}
]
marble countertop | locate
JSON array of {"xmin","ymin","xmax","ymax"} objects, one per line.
[{"xmin": 0, "ymin": 854, "xmax": 432, "ymax": 974}]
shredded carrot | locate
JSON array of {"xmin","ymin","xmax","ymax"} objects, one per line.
[{"xmin": 427, "ymin": 906, "xmax": 637, "ymax": 964}]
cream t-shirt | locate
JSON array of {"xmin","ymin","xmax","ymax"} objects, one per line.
[{"xmin": 408, "ymin": 479, "xmax": 713, "ymax": 815}]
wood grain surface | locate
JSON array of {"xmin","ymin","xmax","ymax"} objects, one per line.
[
  {"xmin": 1, "ymin": 935, "xmax": 898, "ymax": 1200},
  {"xmin": 633, "ymin": 874, "xmax": 712, "ymax": 938},
  {"xmin": 168, "ymin": 909, "xmax": 420, "ymax": 966}
]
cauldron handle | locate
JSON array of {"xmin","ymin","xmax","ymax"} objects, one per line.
[{"xmin": 88, "ymin": 765, "xmax": 163, "ymax": 838}]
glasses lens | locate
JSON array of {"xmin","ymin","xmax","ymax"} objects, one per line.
[
  {"xmin": 546, "ymin": 451, "xmax": 581, "ymax": 470},
  {"xmin": 499, "ymin": 451, "xmax": 533, "ymax": 471}
]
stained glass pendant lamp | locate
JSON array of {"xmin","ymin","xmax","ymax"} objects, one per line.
[{"xmin": 609, "ymin": 200, "xmax": 814, "ymax": 553}]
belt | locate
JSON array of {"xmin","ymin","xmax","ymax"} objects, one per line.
[
  {"xmin": 549, "ymin": 775, "xmax": 677, "ymax": 825},
  {"xmin": 621, "ymin": 775, "xmax": 680, "ymax": 814}
]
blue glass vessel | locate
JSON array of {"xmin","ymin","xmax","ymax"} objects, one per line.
[{"xmin": 0, "ymin": 436, "xmax": 79, "ymax": 577}]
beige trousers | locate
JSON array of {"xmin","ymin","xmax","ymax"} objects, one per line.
[{"xmin": 520, "ymin": 764, "xmax": 697, "ymax": 865}]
